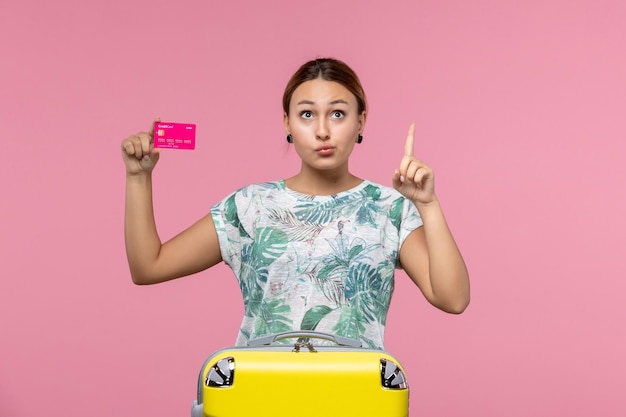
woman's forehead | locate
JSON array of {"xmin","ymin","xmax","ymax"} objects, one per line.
[{"xmin": 291, "ymin": 79, "xmax": 356, "ymax": 106}]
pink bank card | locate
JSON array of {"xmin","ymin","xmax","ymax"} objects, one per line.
[{"xmin": 153, "ymin": 122, "xmax": 196, "ymax": 150}]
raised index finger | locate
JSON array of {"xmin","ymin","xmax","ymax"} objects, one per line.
[{"xmin": 404, "ymin": 123, "xmax": 415, "ymax": 156}]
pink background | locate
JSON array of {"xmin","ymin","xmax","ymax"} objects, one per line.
[{"xmin": 2, "ymin": 0, "xmax": 625, "ymax": 415}]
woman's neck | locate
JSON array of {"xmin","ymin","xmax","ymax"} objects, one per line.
[{"xmin": 285, "ymin": 168, "xmax": 362, "ymax": 196}]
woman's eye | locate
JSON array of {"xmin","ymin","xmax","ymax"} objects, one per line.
[
  {"xmin": 301, "ymin": 111, "xmax": 313, "ymax": 119},
  {"xmin": 332, "ymin": 111, "xmax": 344, "ymax": 118}
]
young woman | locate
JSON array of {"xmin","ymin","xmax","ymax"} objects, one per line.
[{"xmin": 121, "ymin": 58, "xmax": 470, "ymax": 349}]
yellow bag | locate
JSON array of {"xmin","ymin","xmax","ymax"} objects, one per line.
[{"xmin": 191, "ymin": 331, "xmax": 409, "ymax": 417}]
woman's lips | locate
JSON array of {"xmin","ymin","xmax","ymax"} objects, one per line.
[{"xmin": 316, "ymin": 146, "xmax": 335, "ymax": 155}]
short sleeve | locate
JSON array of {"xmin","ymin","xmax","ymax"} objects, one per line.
[
  {"xmin": 396, "ymin": 198, "xmax": 423, "ymax": 268},
  {"xmin": 210, "ymin": 190, "xmax": 243, "ymax": 272}
]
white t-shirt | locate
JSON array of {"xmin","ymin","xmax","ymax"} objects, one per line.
[{"xmin": 211, "ymin": 179, "xmax": 422, "ymax": 349}]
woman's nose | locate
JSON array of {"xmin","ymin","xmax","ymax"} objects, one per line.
[{"xmin": 315, "ymin": 119, "xmax": 330, "ymax": 140}]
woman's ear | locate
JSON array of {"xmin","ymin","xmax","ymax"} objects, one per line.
[
  {"xmin": 358, "ymin": 111, "xmax": 367, "ymax": 134},
  {"xmin": 283, "ymin": 112, "xmax": 290, "ymax": 135}
]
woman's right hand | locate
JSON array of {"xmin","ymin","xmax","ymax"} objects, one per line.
[{"xmin": 121, "ymin": 118, "xmax": 161, "ymax": 176}]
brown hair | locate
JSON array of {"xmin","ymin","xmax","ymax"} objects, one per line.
[{"xmin": 282, "ymin": 58, "xmax": 367, "ymax": 116}]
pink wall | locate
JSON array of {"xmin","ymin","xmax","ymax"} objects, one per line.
[{"xmin": 2, "ymin": 0, "xmax": 625, "ymax": 415}]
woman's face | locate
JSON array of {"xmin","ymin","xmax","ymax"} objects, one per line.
[{"xmin": 284, "ymin": 78, "xmax": 366, "ymax": 174}]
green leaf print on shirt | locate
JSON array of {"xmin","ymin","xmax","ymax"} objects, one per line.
[
  {"xmin": 253, "ymin": 298, "xmax": 293, "ymax": 336},
  {"xmin": 333, "ymin": 302, "xmax": 366, "ymax": 342},
  {"xmin": 300, "ymin": 220, "xmax": 390, "ymax": 340},
  {"xmin": 355, "ymin": 185, "xmax": 390, "ymax": 226},
  {"xmin": 251, "ymin": 227, "xmax": 289, "ymax": 267},
  {"xmin": 344, "ymin": 263, "xmax": 382, "ymax": 322},
  {"xmin": 389, "ymin": 197, "xmax": 404, "ymax": 232},
  {"xmin": 318, "ymin": 231, "xmax": 376, "ymax": 282},
  {"xmin": 293, "ymin": 184, "xmax": 389, "ymax": 226},
  {"xmin": 265, "ymin": 207, "xmax": 325, "ymax": 243},
  {"xmin": 362, "ymin": 184, "xmax": 382, "ymax": 200},
  {"xmin": 239, "ymin": 226, "xmax": 291, "ymax": 330},
  {"xmin": 303, "ymin": 264, "xmax": 345, "ymax": 307},
  {"xmin": 301, "ymin": 223, "xmax": 379, "ymax": 310},
  {"xmin": 332, "ymin": 262, "xmax": 393, "ymax": 344},
  {"xmin": 300, "ymin": 305, "xmax": 334, "ymax": 331},
  {"xmin": 215, "ymin": 180, "xmax": 420, "ymax": 349},
  {"xmin": 224, "ymin": 193, "xmax": 250, "ymax": 238}
]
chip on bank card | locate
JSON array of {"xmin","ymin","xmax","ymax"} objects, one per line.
[{"xmin": 153, "ymin": 122, "xmax": 196, "ymax": 150}]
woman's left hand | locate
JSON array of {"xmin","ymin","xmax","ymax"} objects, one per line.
[{"xmin": 392, "ymin": 124, "xmax": 436, "ymax": 205}]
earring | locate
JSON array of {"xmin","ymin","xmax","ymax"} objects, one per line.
[
  {"xmin": 286, "ymin": 134, "xmax": 293, "ymax": 143},
  {"xmin": 357, "ymin": 134, "xmax": 363, "ymax": 144}
]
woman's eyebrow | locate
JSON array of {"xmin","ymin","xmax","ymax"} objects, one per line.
[{"xmin": 296, "ymin": 99, "xmax": 349, "ymax": 106}]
